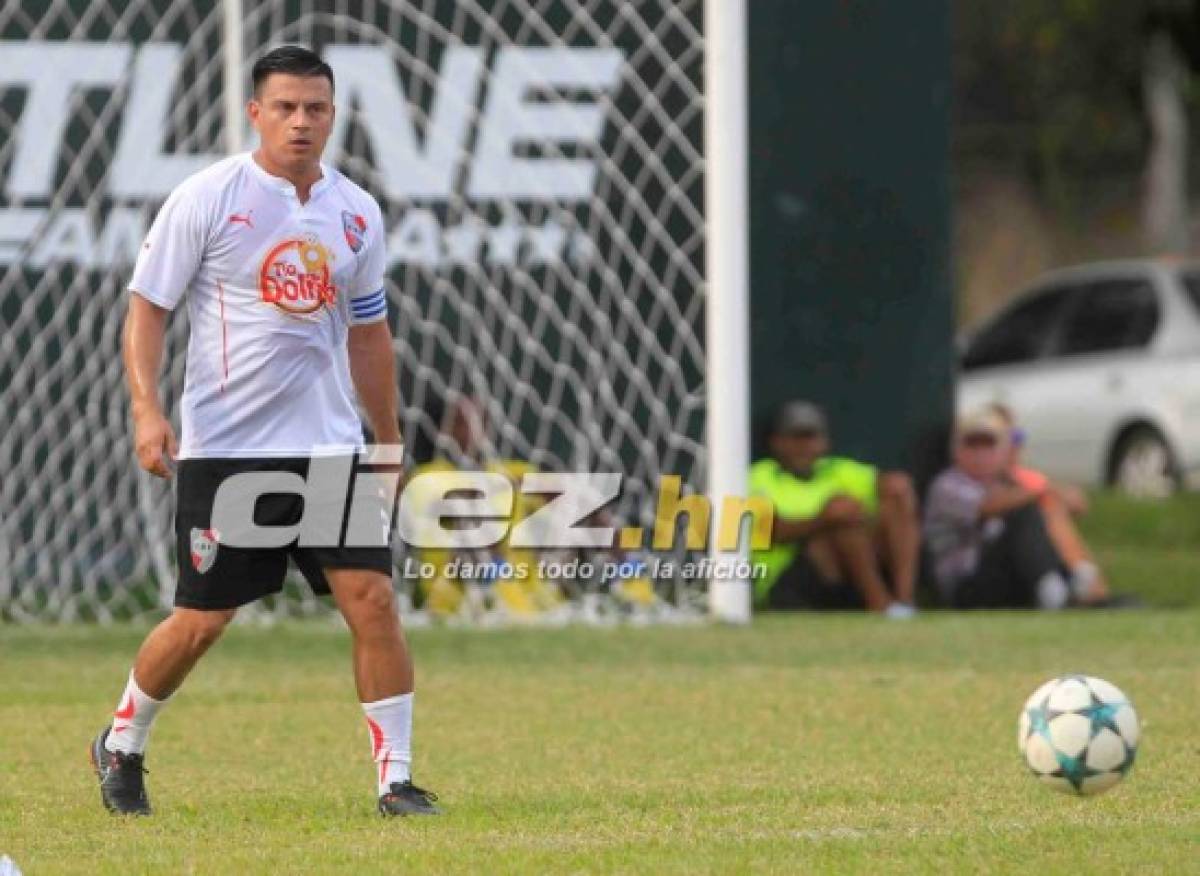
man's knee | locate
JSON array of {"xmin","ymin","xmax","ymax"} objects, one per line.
[
  {"xmin": 824, "ymin": 495, "xmax": 867, "ymax": 525},
  {"xmin": 877, "ymin": 471, "xmax": 917, "ymax": 514},
  {"xmin": 335, "ymin": 572, "xmax": 398, "ymax": 630},
  {"xmin": 172, "ymin": 607, "xmax": 235, "ymax": 653}
]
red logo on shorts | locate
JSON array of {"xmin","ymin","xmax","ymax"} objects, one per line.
[{"xmin": 190, "ymin": 528, "xmax": 219, "ymax": 574}]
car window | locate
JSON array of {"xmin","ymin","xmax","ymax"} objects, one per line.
[
  {"xmin": 1056, "ymin": 278, "xmax": 1159, "ymax": 357},
  {"xmin": 961, "ymin": 285, "xmax": 1075, "ymax": 371}
]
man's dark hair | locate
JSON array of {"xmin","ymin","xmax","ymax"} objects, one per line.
[{"xmin": 251, "ymin": 45, "xmax": 334, "ymax": 96}]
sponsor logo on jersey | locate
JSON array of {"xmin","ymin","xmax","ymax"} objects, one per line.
[
  {"xmin": 190, "ymin": 527, "xmax": 219, "ymax": 573},
  {"xmin": 259, "ymin": 236, "xmax": 337, "ymax": 314},
  {"xmin": 343, "ymin": 211, "xmax": 366, "ymax": 253}
]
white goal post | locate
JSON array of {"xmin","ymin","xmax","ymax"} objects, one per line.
[
  {"xmin": 703, "ymin": 0, "xmax": 751, "ymax": 623},
  {"xmin": 0, "ymin": 0, "xmax": 750, "ymax": 624}
]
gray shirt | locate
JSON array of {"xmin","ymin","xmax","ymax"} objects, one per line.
[{"xmin": 924, "ymin": 467, "xmax": 990, "ymax": 599}]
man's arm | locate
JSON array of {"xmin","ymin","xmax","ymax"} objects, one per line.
[
  {"xmin": 123, "ymin": 294, "xmax": 178, "ymax": 479},
  {"xmin": 771, "ymin": 517, "xmax": 820, "ymax": 542},
  {"xmin": 1050, "ymin": 481, "xmax": 1088, "ymax": 515},
  {"xmin": 771, "ymin": 498, "xmax": 866, "ymax": 542},
  {"xmin": 348, "ymin": 320, "xmax": 402, "ymax": 447},
  {"xmin": 978, "ymin": 483, "xmax": 1040, "ymax": 518}
]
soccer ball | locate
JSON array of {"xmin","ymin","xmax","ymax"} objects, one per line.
[{"xmin": 1017, "ymin": 675, "xmax": 1139, "ymax": 795}]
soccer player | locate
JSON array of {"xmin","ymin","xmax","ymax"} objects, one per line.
[{"xmin": 89, "ymin": 46, "xmax": 439, "ymax": 817}]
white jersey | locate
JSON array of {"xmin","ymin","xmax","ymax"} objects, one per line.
[{"xmin": 128, "ymin": 153, "xmax": 389, "ymax": 458}]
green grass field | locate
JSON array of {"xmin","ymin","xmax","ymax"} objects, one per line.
[
  {"xmin": 2, "ymin": 492, "xmax": 1198, "ymax": 873},
  {"xmin": 2, "ymin": 611, "xmax": 1199, "ymax": 874},
  {"xmin": 1076, "ymin": 492, "xmax": 1200, "ymax": 607}
]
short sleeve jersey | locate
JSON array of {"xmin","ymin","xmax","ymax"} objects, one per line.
[
  {"xmin": 127, "ymin": 153, "xmax": 389, "ymax": 458},
  {"xmin": 747, "ymin": 455, "xmax": 879, "ymax": 602}
]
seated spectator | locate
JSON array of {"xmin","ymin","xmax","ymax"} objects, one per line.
[
  {"xmin": 924, "ymin": 409, "xmax": 1109, "ymax": 609},
  {"xmin": 749, "ymin": 400, "xmax": 919, "ymax": 616},
  {"xmin": 404, "ymin": 396, "xmax": 562, "ymax": 619},
  {"xmin": 987, "ymin": 403, "xmax": 1108, "ymax": 597}
]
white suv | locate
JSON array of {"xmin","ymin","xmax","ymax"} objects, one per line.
[{"xmin": 958, "ymin": 259, "xmax": 1200, "ymax": 496}]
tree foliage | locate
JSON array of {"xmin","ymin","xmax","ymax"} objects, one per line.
[{"xmin": 954, "ymin": 0, "xmax": 1199, "ymax": 196}]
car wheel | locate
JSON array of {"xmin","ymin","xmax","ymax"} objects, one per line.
[{"xmin": 1110, "ymin": 426, "xmax": 1181, "ymax": 498}]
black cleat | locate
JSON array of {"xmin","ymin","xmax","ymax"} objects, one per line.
[
  {"xmin": 378, "ymin": 780, "xmax": 440, "ymax": 817},
  {"xmin": 89, "ymin": 727, "xmax": 151, "ymax": 816}
]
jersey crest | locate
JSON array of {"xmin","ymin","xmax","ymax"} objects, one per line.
[
  {"xmin": 342, "ymin": 211, "xmax": 366, "ymax": 253},
  {"xmin": 190, "ymin": 527, "xmax": 219, "ymax": 574}
]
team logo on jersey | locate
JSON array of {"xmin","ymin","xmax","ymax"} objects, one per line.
[
  {"xmin": 190, "ymin": 527, "xmax": 219, "ymax": 574},
  {"xmin": 259, "ymin": 236, "xmax": 337, "ymax": 315},
  {"xmin": 342, "ymin": 211, "xmax": 366, "ymax": 253}
]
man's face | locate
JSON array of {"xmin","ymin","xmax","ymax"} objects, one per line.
[
  {"xmin": 771, "ymin": 429, "xmax": 828, "ymax": 475},
  {"xmin": 954, "ymin": 430, "xmax": 1005, "ymax": 481},
  {"xmin": 248, "ymin": 73, "xmax": 334, "ymax": 173}
]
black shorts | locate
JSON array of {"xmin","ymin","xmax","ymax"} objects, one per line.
[
  {"xmin": 174, "ymin": 457, "xmax": 394, "ymax": 610},
  {"xmin": 766, "ymin": 553, "xmax": 864, "ymax": 611}
]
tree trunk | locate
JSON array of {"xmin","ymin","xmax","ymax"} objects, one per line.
[{"xmin": 1143, "ymin": 30, "xmax": 1190, "ymax": 255}]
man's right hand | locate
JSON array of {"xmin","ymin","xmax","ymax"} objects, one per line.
[{"xmin": 133, "ymin": 409, "xmax": 178, "ymax": 478}]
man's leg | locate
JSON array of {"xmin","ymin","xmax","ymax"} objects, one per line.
[
  {"xmin": 326, "ymin": 567, "xmax": 413, "ymax": 701},
  {"xmin": 105, "ymin": 456, "xmax": 280, "ymax": 753},
  {"xmin": 91, "ymin": 607, "xmax": 236, "ymax": 816},
  {"xmin": 956, "ymin": 504, "xmax": 1068, "ymax": 609},
  {"xmin": 131, "ymin": 608, "xmax": 238, "ymax": 699},
  {"xmin": 106, "ymin": 607, "xmax": 236, "ymax": 752},
  {"xmin": 1038, "ymin": 493, "xmax": 1109, "ymax": 602},
  {"xmin": 766, "ymin": 552, "xmax": 857, "ymax": 610},
  {"xmin": 874, "ymin": 471, "xmax": 920, "ymax": 606},
  {"xmin": 1001, "ymin": 503, "xmax": 1071, "ymax": 606},
  {"xmin": 325, "ymin": 567, "xmax": 437, "ymax": 815},
  {"xmin": 806, "ymin": 497, "xmax": 893, "ymax": 612}
]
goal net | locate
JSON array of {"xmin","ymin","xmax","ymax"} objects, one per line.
[{"xmin": 0, "ymin": 0, "xmax": 723, "ymax": 624}]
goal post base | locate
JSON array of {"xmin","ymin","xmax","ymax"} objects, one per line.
[{"xmin": 708, "ymin": 577, "xmax": 752, "ymax": 624}]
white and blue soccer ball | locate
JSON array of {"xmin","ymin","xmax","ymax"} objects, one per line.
[{"xmin": 1017, "ymin": 675, "xmax": 1139, "ymax": 796}]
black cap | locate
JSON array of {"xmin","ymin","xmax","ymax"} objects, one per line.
[{"xmin": 772, "ymin": 400, "xmax": 827, "ymax": 436}]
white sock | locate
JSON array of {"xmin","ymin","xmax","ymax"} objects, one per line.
[
  {"xmin": 104, "ymin": 670, "xmax": 167, "ymax": 755},
  {"xmin": 1069, "ymin": 561, "xmax": 1099, "ymax": 600},
  {"xmin": 1036, "ymin": 571, "xmax": 1070, "ymax": 610},
  {"xmin": 363, "ymin": 693, "xmax": 413, "ymax": 795}
]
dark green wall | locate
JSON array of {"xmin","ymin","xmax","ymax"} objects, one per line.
[{"xmin": 749, "ymin": 0, "xmax": 954, "ymax": 485}]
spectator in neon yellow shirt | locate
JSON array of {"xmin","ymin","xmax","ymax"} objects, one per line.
[{"xmin": 749, "ymin": 401, "xmax": 920, "ymax": 616}]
